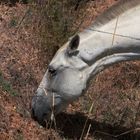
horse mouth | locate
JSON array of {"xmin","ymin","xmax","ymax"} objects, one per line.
[{"xmin": 31, "ymin": 107, "xmax": 47, "ymax": 127}]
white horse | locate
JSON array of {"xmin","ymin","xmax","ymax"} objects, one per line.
[{"xmin": 31, "ymin": 0, "xmax": 140, "ymax": 125}]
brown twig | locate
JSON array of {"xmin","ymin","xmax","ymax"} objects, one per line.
[
  {"xmin": 85, "ymin": 124, "xmax": 91, "ymax": 140},
  {"xmin": 80, "ymin": 102, "xmax": 94, "ymax": 140},
  {"xmin": 94, "ymin": 128, "xmax": 140, "ymax": 138},
  {"xmin": 112, "ymin": 16, "xmax": 119, "ymax": 46}
]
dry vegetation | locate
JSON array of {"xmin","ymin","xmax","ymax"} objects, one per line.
[{"xmin": 0, "ymin": 0, "xmax": 140, "ymax": 139}]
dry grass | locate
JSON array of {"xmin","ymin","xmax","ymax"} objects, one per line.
[
  {"xmin": 0, "ymin": 0, "xmax": 140, "ymax": 140},
  {"xmin": 31, "ymin": 0, "xmax": 91, "ymax": 65}
]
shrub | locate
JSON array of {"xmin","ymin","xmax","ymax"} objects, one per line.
[
  {"xmin": 32, "ymin": 0, "xmax": 88, "ymax": 63},
  {"xmin": 0, "ymin": 0, "xmax": 29, "ymax": 5}
]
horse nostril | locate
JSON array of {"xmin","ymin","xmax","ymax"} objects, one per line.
[{"xmin": 31, "ymin": 108, "xmax": 37, "ymax": 121}]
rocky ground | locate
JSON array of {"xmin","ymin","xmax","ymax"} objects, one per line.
[{"xmin": 0, "ymin": 0, "xmax": 140, "ymax": 139}]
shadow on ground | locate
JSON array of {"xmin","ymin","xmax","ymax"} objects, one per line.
[{"xmin": 52, "ymin": 112, "xmax": 140, "ymax": 140}]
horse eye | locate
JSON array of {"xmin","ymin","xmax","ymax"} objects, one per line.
[{"xmin": 48, "ymin": 66, "xmax": 57, "ymax": 76}]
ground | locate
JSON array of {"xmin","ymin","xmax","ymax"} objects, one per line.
[{"xmin": 0, "ymin": 1, "xmax": 140, "ymax": 140}]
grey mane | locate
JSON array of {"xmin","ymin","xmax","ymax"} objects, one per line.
[{"xmin": 90, "ymin": 0, "xmax": 140, "ymax": 29}]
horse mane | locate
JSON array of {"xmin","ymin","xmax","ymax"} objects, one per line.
[{"xmin": 90, "ymin": 0, "xmax": 140, "ymax": 29}]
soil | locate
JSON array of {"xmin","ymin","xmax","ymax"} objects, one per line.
[{"xmin": 0, "ymin": 1, "xmax": 140, "ymax": 140}]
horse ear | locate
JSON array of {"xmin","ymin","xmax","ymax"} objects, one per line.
[{"xmin": 67, "ymin": 34, "xmax": 80, "ymax": 55}]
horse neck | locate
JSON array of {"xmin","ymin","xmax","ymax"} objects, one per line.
[{"xmin": 79, "ymin": 6, "xmax": 140, "ymax": 78}]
